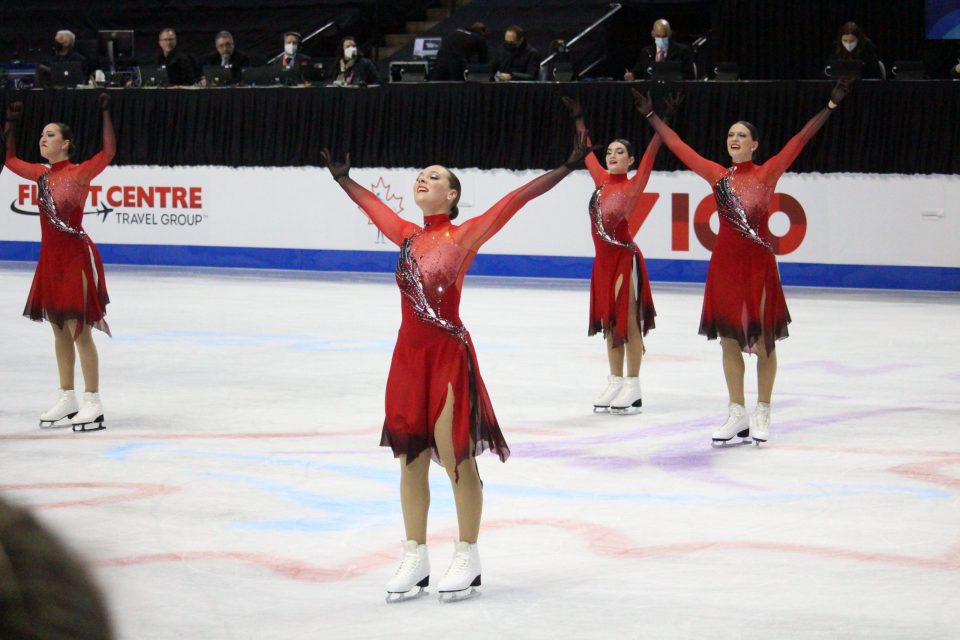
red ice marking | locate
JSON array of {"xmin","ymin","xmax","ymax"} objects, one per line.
[
  {"xmin": 889, "ymin": 458, "xmax": 960, "ymax": 490},
  {"xmin": 0, "ymin": 429, "xmax": 372, "ymax": 442},
  {"xmin": 0, "ymin": 482, "xmax": 179, "ymax": 510},
  {"xmin": 479, "ymin": 518, "xmax": 960, "ymax": 572},
  {"xmin": 96, "ymin": 549, "xmax": 397, "ymax": 583},
  {"xmin": 777, "ymin": 445, "xmax": 960, "ymax": 458}
]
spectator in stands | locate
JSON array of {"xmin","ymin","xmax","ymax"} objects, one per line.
[
  {"xmin": 953, "ymin": 61, "xmax": 960, "ymax": 79},
  {"xmin": 199, "ymin": 30, "xmax": 249, "ymax": 84},
  {"xmin": 0, "ymin": 496, "xmax": 115, "ymax": 639},
  {"xmin": 276, "ymin": 31, "xmax": 313, "ymax": 70},
  {"xmin": 431, "ymin": 22, "xmax": 488, "ymax": 81},
  {"xmin": 491, "ymin": 25, "xmax": 541, "ymax": 82},
  {"xmin": 50, "ymin": 30, "xmax": 89, "ymax": 76},
  {"xmin": 826, "ymin": 22, "xmax": 883, "ymax": 79},
  {"xmin": 624, "ymin": 19, "xmax": 695, "ymax": 81},
  {"xmin": 332, "ymin": 36, "xmax": 381, "ymax": 86},
  {"xmin": 156, "ymin": 28, "xmax": 195, "ymax": 85}
]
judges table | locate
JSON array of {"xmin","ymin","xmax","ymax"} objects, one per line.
[{"xmin": 0, "ymin": 80, "xmax": 957, "ymax": 175}]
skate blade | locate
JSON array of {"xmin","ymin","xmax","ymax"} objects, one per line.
[
  {"xmin": 438, "ymin": 586, "xmax": 480, "ymax": 603},
  {"xmin": 385, "ymin": 586, "xmax": 428, "ymax": 604},
  {"xmin": 593, "ymin": 406, "xmax": 610, "ymax": 413},
  {"xmin": 72, "ymin": 416, "xmax": 106, "ymax": 432},
  {"xmin": 711, "ymin": 437, "xmax": 753, "ymax": 448},
  {"xmin": 39, "ymin": 418, "xmax": 75, "ymax": 429},
  {"xmin": 608, "ymin": 406, "xmax": 641, "ymax": 415}
]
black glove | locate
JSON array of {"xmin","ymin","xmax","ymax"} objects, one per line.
[
  {"xmin": 561, "ymin": 96, "xmax": 583, "ymax": 119},
  {"xmin": 829, "ymin": 77, "xmax": 853, "ymax": 108},
  {"xmin": 98, "ymin": 92, "xmax": 111, "ymax": 112},
  {"xmin": 320, "ymin": 148, "xmax": 351, "ymax": 181},
  {"xmin": 5, "ymin": 101, "xmax": 23, "ymax": 123},
  {"xmin": 632, "ymin": 89, "xmax": 653, "ymax": 117},
  {"xmin": 564, "ymin": 130, "xmax": 601, "ymax": 169},
  {"xmin": 661, "ymin": 92, "xmax": 685, "ymax": 125}
]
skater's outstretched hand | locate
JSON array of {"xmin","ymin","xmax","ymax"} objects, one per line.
[
  {"xmin": 632, "ymin": 89, "xmax": 653, "ymax": 117},
  {"xmin": 661, "ymin": 92, "xmax": 684, "ymax": 125},
  {"xmin": 564, "ymin": 130, "xmax": 601, "ymax": 169},
  {"xmin": 5, "ymin": 101, "xmax": 23, "ymax": 122},
  {"xmin": 98, "ymin": 92, "xmax": 111, "ymax": 111},
  {"xmin": 828, "ymin": 77, "xmax": 853, "ymax": 109},
  {"xmin": 320, "ymin": 148, "xmax": 350, "ymax": 182},
  {"xmin": 561, "ymin": 96, "xmax": 583, "ymax": 120}
]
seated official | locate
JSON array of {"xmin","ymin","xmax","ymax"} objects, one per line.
[
  {"xmin": 331, "ymin": 36, "xmax": 380, "ymax": 85},
  {"xmin": 624, "ymin": 18, "xmax": 695, "ymax": 80},
  {"xmin": 274, "ymin": 31, "xmax": 313, "ymax": 70},
  {"xmin": 49, "ymin": 30, "xmax": 90, "ymax": 77},
  {"xmin": 491, "ymin": 25, "xmax": 541, "ymax": 82},
  {"xmin": 198, "ymin": 30, "xmax": 250, "ymax": 84},
  {"xmin": 155, "ymin": 28, "xmax": 196, "ymax": 85},
  {"xmin": 826, "ymin": 21, "xmax": 884, "ymax": 79}
]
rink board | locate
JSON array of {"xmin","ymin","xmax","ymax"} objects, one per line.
[{"xmin": 1, "ymin": 166, "xmax": 957, "ymax": 291}]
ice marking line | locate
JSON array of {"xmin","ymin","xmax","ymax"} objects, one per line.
[
  {"xmin": 480, "ymin": 518, "xmax": 960, "ymax": 571},
  {"xmin": 890, "ymin": 458, "xmax": 960, "ymax": 490},
  {"xmin": 487, "ymin": 481, "xmax": 947, "ymax": 503},
  {"xmin": 780, "ymin": 360, "xmax": 917, "ymax": 376},
  {"xmin": 0, "ymin": 429, "xmax": 372, "ymax": 442},
  {"xmin": 196, "ymin": 472, "xmax": 396, "ymax": 514},
  {"xmin": 95, "ymin": 549, "xmax": 397, "ymax": 583},
  {"xmin": 0, "ymin": 482, "xmax": 179, "ymax": 510}
]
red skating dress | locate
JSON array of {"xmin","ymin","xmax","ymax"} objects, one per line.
[
  {"xmin": 647, "ymin": 108, "xmax": 833, "ymax": 354},
  {"xmin": 334, "ymin": 167, "xmax": 571, "ymax": 472},
  {"xmin": 582, "ymin": 136, "xmax": 661, "ymax": 346},
  {"xmin": 4, "ymin": 116, "xmax": 116, "ymax": 336}
]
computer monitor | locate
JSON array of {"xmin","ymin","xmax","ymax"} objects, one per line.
[
  {"xmin": 648, "ymin": 61, "xmax": 682, "ymax": 81},
  {"xmin": 413, "ymin": 37, "xmax": 442, "ymax": 59},
  {"xmin": 301, "ymin": 62, "xmax": 326, "ymax": 83},
  {"xmin": 241, "ymin": 65, "xmax": 298, "ymax": 86},
  {"xmin": 389, "ymin": 61, "xmax": 428, "ymax": 83},
  {"xmin": 203, "ymin": 65, "xmax": 234, "ymax": 87},
  {"xmin": 50, "ymin": 61, "xmax": 85, "ymax": 88},
  {"xmin": 98, "ymin": 30, "xmax": 135, "ymax": 67},
  {"xmin": 138, "ymin": 65, "xmax": 169, "ymax": 87}
]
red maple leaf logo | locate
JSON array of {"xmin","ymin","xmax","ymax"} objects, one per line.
[{"xmin": 366, "ymin": 177, "xmax": 405, "ymax": 221}]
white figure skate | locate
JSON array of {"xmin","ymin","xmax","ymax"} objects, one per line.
[
  {"xmin": 750, "ymin": 402, "xmax": 771, "ymax": 445},
  {"xmin": 39, "ymin": 389, "xmax": 78, "ymax": 428},
  {"xmin": 608, "ymin": 377, "xmax": 642, "ymax": 414},
  {"xmin": 711, "ymin": 402, "xmax": 750, "ymax": 447},
  {"xmin": 385, "ymin": 540, "xmax": 430, "ymax": 603},
  {"xmin": 593, "ymin": 375, "xmax": 623, "ymax": 413},
  {"xmin": 437, "ymin": 541, "xmax": 481, "ymax": 603},
  {"xmin": 70, "ymin": 392, "xmax": 105, "ymax": 432}
]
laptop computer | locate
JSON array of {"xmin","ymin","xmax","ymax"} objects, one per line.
[
  {"xmin": 138, "ymin": 65, "xmax": 169, "ymax": 87},
  {"xmin": 648, "ymin": 60, "xmax": 682, "ymax": 81},
  {"xmin": 50, "ymin": 61, "xmax": 85, "ymax": 88},
  {"xmin": 390, "ymin": 61, "xmax": 428, "ymax": 83},
  {"xmin": 824, "ymin": 59, "xmax": 863, "ymax": 79},
  {"xmin": 464, "ymin": 62, "xmax": 492, "ymax": 82},
  {"xmin": 203, "ymin": 64, "xmax": 234, "ymax": 86},
  {"xmin": 242, "ymin": 65, "xmax": 298, "ymax": 86}
]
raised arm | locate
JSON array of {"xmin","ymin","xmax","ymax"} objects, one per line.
[
  {"xmin": 456, "ymin": 131, "xmax": 591, "ymax": 251},
  {"xmin": 3, "ymin": 102, "xmax": 44, "ymax": 181},
  {"xmin": 562, "ymin": 96, "xmax": 606, "ymax": 185},
  {"xmin": 321, "ymin": 149, "xmax": 418, "ymax": 246},
  {"xmin": 77, "ymin": 93, "xmax": 117, "ymax": 183},
  {"xmin": 761, "ymin": 79, "xmax": 851, "ymax": 184},
  {"xmin": 634, "ymin": 90, "xmax": 726, "ymax": 184}
]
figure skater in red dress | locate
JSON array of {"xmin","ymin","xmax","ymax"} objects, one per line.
[
  {"xmin": 4, "ymin": 95, "xmax": 115, "ymax": 431},
  {"xmin": 562, "ymin": 95, "xmax": 680, "ymax": 414},
  {"xmin": 636, "ymin": 81, "xmax": 850, "ymax": 446},
  {"xmin": 321, "ymin": 131, "xmax": 590, "ymax": 602}
]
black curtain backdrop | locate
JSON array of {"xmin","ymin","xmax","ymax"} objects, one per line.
[{"xmin": 1, "ymin": 81, "xmax": 958, "ymax": 174}]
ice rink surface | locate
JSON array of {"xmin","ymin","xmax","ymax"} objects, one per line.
[{"xmin": 1, "ymin": 261, "xmax": 958, "ymax": 640}]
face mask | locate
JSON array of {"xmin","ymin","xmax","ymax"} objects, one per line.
[
  {"xmin": 344, "ymin": 46, "xmax": 357, "ymax": 59},
  {"xmin": 284, "ymin": 43, "xmax": 298, "ymax": 56},
  {"xmin": 655, "ymin": 36, "xmax": 669, "ymax": 49},
  {"xmin": 843, "ymin": 40, "xmax": 857, "ymax": 52},
  {"xmin": 53, "ymin": 41, "xmax": 65, "ymax": 53},
  {"xmin": 504, "ymin": 42, "xmax": 518, "ymax": 52}
]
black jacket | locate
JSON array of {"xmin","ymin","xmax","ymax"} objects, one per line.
[
  {"xmin": 826, "ymin": 38, "xmax": 883, "ymax": 79},
  {"xmin": 332, "ymin": 57, "xmax": 381, "ymax": 85},
  {"xmin": 433, "ymin": 28, "xmax": 488, "ymax": 81},
  {"xmin": 491, "ymin": 41, "xmax": 541, "ymax": 81},
  {"xmin": 631, "ymin": 42, "xmax": 695, "ymax": 79},
  {"xmin": 199, "ymin": 49, "xmax": 251, "ymax": 83},
  {"xmin": 156, "ymin": 48, "xmax": 196, "ymax": 85}
]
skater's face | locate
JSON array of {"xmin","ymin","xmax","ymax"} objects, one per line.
[
  {"xmin": 39, "ymin": 124, "xmax": 70, "ymax": 162},
  {"xmin": 605, "ymin": 141, "xmax": 635, "ymax": 174},
  {"xmin": 726, "ymin": 123, "xmax": 757, "ymax": 163},
  {"xmin": 413, "ymin": 165, "xmax": 459, "ymax": 215}
]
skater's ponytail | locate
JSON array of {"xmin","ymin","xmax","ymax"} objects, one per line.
[
  {"xmin": 444, "ymin": 168, "xmax": 462, "ymax": 220},
  {"xmin": 53, "ymin": 122, "xmax": 78, "ymax": 161}
]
